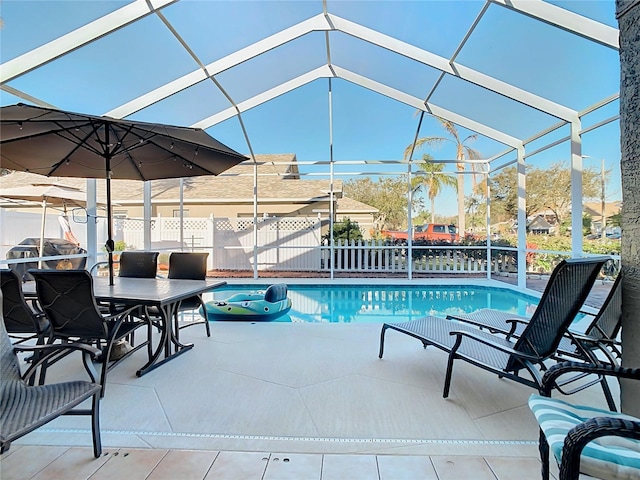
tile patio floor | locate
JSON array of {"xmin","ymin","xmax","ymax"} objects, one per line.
[{"xmin": 0, "ymin": 277, "xmax": 616, "ymax": 479}]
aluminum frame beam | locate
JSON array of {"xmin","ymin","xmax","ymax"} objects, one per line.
[
  {"xmin": 0, "ymin": 0, "xmax": 177, "ymax": 84},
  {"xmin": 490, "ymin": 0, "xmax": 619, "ymax": 49}
]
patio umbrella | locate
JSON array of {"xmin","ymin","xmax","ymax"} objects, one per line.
[
  {"xmin": 0, "ymin": 103, "xmax": 248, "ymax": 284},
  {"xmin": 0, "ymin": 183, "xmax": 94, "ymax": 267}
]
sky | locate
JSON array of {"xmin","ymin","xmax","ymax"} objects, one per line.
[{"xmin": 0, "ymin": 0, "xmax": 622, "ymax": 217}]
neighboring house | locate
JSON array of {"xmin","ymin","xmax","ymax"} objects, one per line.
[
  {"xmin": 583, "ymin": 201, "xmax": 622, "ymax": 233},
  {"xmin": 334, "ymin": 197, "xmax": 379, "ymax": 238},
  {"xmin": 0, "ymin": 154, "xmax": 379, "ymax": 236},
  {"xmin": 527, "ymin": 215, "xmax": 553, "ymax": 235}
]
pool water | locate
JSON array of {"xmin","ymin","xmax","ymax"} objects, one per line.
[{"xmin": 207, "ymin": 284, "xmax": 540, "ymax": 323}]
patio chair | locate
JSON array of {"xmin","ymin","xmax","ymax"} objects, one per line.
[
  {"xmin": 529, "ymin": 361, "xmax": 640, "ymax": 480},
  {"xmin": 157, "ymin": 252, "xmax": 210, "ymax": 340},
  {"xmin": 445, "ymin": 274, "xmax": 622, "ymax": 365},
  {"xmin": 0, "ymin": 298, "xmax": 103, "ymax": 457},
  {"xmin": 29, "ymin": 269, "xmax": 152, "ymax": 396},
  {"xmin": 91, "ymin": 251, "xmax": 160, "ymax": 333},
  {"xmin": 118, "ymin": 251, "xmax": 160, "ymax": 278},
  {"xmin": 1, "ymin": 268, "xmax": 51, "ymax": 346},
  {"xmin": 89, "ymin": 251, "xmax": 159, "ymax": 278},
  {"xmin": 378, "ymin": 256, "xmax": 609, "ymax": 399}
]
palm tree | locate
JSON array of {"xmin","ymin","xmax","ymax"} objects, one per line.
[
  {"xmin": 405, "ymin": 117, "xmax": 483, "ymax": 236},
  {"xmin": 412, "ymin": 154, "xmax": 457, "ymax": 223}
]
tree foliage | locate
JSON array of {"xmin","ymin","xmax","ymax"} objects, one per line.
[
  {"xmin": 411, "ymin": 154, "xmax": 458, "ymax": 223},
  {"xmin": 489, "ymin": 162, "xmax": 602, "ymax": 224},
  {"xmin": 322, "ymin": 218, "xmax": 363, "ymax": 243},
  {"xmin": 344, "ymin": 177, "xmax": 409, "ymax": 230},
  {"xmin": 405, "ymin": 117, "xmax": 483, "ymax": 234}
]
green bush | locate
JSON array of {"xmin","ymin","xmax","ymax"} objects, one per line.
[{"xmin": 322, "ymin": 218, "xmax": 363, "ymax": 244}]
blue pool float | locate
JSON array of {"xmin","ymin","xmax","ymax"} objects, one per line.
[{"xmin": 201, "ymin": 284, "xmax": 291, "ymax": 321}]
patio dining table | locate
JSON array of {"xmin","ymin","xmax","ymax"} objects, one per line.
[{"xmin": 22, "ymin": 276, "xmax": 226, "ymax": 376}]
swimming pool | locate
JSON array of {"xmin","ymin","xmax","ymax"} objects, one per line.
[{"xmin": 207, "ymin": 284, "xmax": 540, "ymax": 323}]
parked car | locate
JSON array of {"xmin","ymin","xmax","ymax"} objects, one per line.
[{"xmin": 381, "ymin": 224, "xmax": 459, "ymax": 243}]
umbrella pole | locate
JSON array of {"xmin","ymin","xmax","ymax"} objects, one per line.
[
  {"xmin": 38, "ymin": 199, "xmax": 47, "ymax": 268},
  {"xmin": 106, "ymin": 150, "xmax": 115, "ymax": 285}
]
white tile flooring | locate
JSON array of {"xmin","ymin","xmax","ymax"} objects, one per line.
[
  {"xmin": 1, "ymin": 283, "xmax": 614, "ymax": 479},
  {"xmin": 0, "ymin": 445, "xmax": 549, "ymax": 479}
]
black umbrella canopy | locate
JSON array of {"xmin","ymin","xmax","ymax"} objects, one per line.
[
  {"xmin": 0, "ymin": 103, "xmax": 248, "ymax": 180},
  {"xmin": 0, "ymin": 103, "xmax": 249, "ymax": 284}
]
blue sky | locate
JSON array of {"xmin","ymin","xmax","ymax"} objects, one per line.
[{"xmin": 0, "ymin": 0, "xmax": 622, "ymax": 217}]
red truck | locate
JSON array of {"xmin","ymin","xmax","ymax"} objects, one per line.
[{"xmin": 381, "ymin": 223, "xmax": 459, "ymax": 243}]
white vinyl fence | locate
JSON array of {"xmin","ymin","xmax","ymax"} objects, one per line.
[
  {"xmin": 119, "ymin": 216, "xmax": 496, "ymax": 274},
  {"xmin": 1, "ymin": 212, "xmax": 620, "ymax": 277}
]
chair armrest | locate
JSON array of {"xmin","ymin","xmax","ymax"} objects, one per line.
[
  {"xmin": 14, "ymin": 342, "xmax": 102, "ymax": 360},
  {"xmin": 102, "ymin": 304, "xmax": 141, "ymax": 322},
  {"xmin": 568, "ymin": 332, "xmax": 621, "ymax": 347},
  {"xmin": 89, "ymin": 261, "xmax": 120, "ymax": 275},
  {"xmin": 449, "ymin": 329, "xmax": 542, "ymax": 362},
  {"xmin": 560, "ymin": 416, "xmax": 640, "ymax": 480},
  {"xmin": 15, "ymin": 342, "xmax": 103, "ymax": 383},
  {"xmin": 540, "ymin": 361, "xmax": 640, "ymax": 396}
]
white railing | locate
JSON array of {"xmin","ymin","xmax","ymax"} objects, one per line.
[{"xmin": 319, "ymin": 240, "xmax": 490, "ymax": 274}]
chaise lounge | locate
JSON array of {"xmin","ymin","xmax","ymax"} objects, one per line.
[{"xmin": 378, "ymin": 256, "xmax": 610, "ymax": 399}]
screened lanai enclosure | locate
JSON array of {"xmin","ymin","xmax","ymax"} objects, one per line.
[{"xmin": 0, "ymin": 0, "xmax": 621, "ymax": 286}]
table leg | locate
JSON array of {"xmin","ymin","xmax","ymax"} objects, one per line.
[{"xmin": 136, "ymin": 301, "xmax": 194, "ymax": 376}]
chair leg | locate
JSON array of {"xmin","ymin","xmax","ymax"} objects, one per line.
[
  {"xmin": 443, "ymin": 353, "xmax": 456, "ymax": 398},
  {"xmin": 99, "ymin": 346, "xmax": 111, "ymax": 397},
  {"xmin": 600, "ymin": 376, "xmax": 617, "ymax": 412},
  {"xmin": 443, "ymin": 335, "xmax": 463, "ymax": 398},
  {"xmin": 203, "ymin": 310, "xmax": 211, "ymax": 337},
  {"xmin": 379, "ymin": 324, "xmax": 389, "ymax": 359},
  {"xmin": 91, "ymin": 390, "xmax": 102, "ymax": 458},
  {"xmin": 539, "ymin": 429, "xmax": 550, "ymax": 480}
]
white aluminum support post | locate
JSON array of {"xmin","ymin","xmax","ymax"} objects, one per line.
[
  {"xmin": 570, "ymin": 121, "xmax": 584, "ymax": 256},
  {"xmin": 516, "ymin": 145, "xmax": 527, "ymax": 289},
  {"xmin": 86, "ymin": 179, "xmax": 98, "ymax": 270}
]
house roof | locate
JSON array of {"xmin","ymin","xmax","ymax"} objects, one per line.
[
  {"xmin": 336, "ymin": 196, "xmax": 378, "ymax": 214},
  {"xmin": 527, "ymin": 215, "xmax": 553, "ymax": 230},
  {"xmin": 583, "ymin": 201, "xmax": 622, "ymax": 220},
  {"xmin": 0, "ymin": 154, "xmax": 344, "ymax": 205}
]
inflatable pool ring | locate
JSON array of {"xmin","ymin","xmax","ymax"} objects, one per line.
[{"xmin": 202, "ymin": 284, "xmax": 291, "ymax": 321}]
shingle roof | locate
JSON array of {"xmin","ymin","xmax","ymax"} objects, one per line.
[{"xmin": 0, "ymin": 154, "xmax": 342, "ymax": 204}]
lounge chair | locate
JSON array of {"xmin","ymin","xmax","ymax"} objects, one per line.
[
  {"xmin": 378, "ymin": 256, "xmax": 610, "ymax": 399},
  {"xmin": 445, "ymin": 274, "xmax": 622, "ymax": 366},
  {"xmin": 529, "ymin": 361, "xmax": 640, "ymax": 480},
  {"xmin": 0, "ymin": 296, "xmax": 103, "ymax": 457}
]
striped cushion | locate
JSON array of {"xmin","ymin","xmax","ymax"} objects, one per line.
[{"xmin": 529, "ymin": 394, "xmax": 640, "ymax": 479}]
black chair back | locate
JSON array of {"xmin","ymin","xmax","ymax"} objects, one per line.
[
  {"xmin": 118, "ymin": 251, "xmax": 159, "ymax": 278},
  {"xmin": 508, "ymin": 257, "xmax": 608, "ymax": 371},
  {"xmin": 0, "ymin": 301, "xmax": 23, "ymax": 383},
  {"xmin": 168, "ymin": 252, "xmax": 209, "ymax": 280},
  {"xmin": 30, "ymin": 270, "xmax": 107, "ymax": 340},
  {"xmin": 584, "ymin": 274, "xmax": 622, "ymax": 341},
  {"xmin": 1, "ymin": 269, "xmax": 49, "ymax": 336}
]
